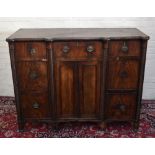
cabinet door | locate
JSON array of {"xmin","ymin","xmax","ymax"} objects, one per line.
[
  {"xmin": 79, "ymin": 61, "xmax": 102, "ymax": 119},
  {"xmin": 54, "ymin": 61, "xmax": 77, "ymax": 119}
]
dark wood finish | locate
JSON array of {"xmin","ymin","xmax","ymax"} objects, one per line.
[
  {"xmin": 135, "ymin": 40, "xmax": 148, "ymax": 129},
  {"xmin": 54, "ymin": 61, "xmax": 76, "ymax": 118},
  {"xmin": 6, "ymin": 28, "xmax": 149, "ymax": 131},
  {"xmin": 53, "ymin": 41, "xmax": 103, "ymax": 59},
  {"xmin": 20, "ymin": 93, "xmax": 50, "ymax": 118},
  {"xmin": 16, "ymin": 62, "xmax": 48, "ymax": 91},
  {"xmin": 107, "ymin": 59, "xmax": 140, "ymax": 89},
  {"xmin": 9, "ymin": 42, "xmax": 25, "ymax": 131},
  {"xmin": 6, "ymin": 28, "xmax": 149, "ymax": 41},
  {"xmin": 109, "ymin": 40, "xmax": 141, "ymax": 57},
  {"xmin": 15, "ymin": 42, "xmax": 47, "ymax": 61},
  {"xmin": 78, "ymin": 61, "xmax": 101, "ymax": 118},
  {"xmin": 105, "ymin": 93, "xmax": 137, "ymax": 120}
]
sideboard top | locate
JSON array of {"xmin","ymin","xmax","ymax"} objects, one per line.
[{"xmin": 6, "ymin": 28, "xmax": 149, "ymax": 41}]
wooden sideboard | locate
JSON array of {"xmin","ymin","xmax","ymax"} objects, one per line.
[{"xmin": 6, "ymin": 28, "xmax": 149, "ymax": 131}]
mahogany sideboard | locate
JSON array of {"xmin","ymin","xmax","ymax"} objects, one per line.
[{"xmin": 6, "ymin": 28, "xmax": 149, "ymax": 131}]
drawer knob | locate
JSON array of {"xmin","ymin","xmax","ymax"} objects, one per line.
[
  {"xmin": 119, "ymin": 70, "xmax": 128, "ymax": 78},
  {"xmin": 121, "ymin": 42, "xmax": 128, "ymax": 53},
  {"xmin": 115, "ymin": 104, "xmax": 126, "ymax": 112},
  {"xmin": 29, "ymin": 71, "xmax": 38, "ymax": 80},
  {"xmin": 87, "ymin": 45, "xmax": 94, "ymax": 53},
  {"xmin": 32, "ymin": 102, "xmax": 39, "ymax": 109},
  {"xmin": 119, "ymin": 104, "xmax": 126, "ymax": 112},
  {"xmin": 29, "ymin": 48, "xmax": 36, "ymax": 55},
  {"xmin": 62, "ymin": 45, "xmax": 70, "ymax": 53}
]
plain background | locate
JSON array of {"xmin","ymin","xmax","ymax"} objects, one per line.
[{"xmin": 0, "ymin": 17, "xmax": 155, "ymax": 99}]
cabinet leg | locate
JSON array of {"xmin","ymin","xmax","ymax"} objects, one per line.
[
  {"xmin": 18, "ymin": 121, "xmax": 25, "ymax": 132},
  {"xmin": 99, "ymin": 122, "xmax": 107, "ymax": 130},
  {"xmin": 132, "ymin": 121, "xmax": 139, "ymax": 132},
  {"xmin": 52, "ymin": 123, "xmax": 59, "ymax": 131}
]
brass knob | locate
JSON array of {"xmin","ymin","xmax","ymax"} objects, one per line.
[
  {"xmin": 32, "ymin": 102, "xmax": 39, "ymax": 109},
  {"xmin": 87, "ymin": 45, "xmax": 94, "ymax": 53},
  {"xmin": 29, "ymin": 48, "xmax": 36, "ymax": 55},
  {"xmin": 62, "ymin": 45, "xmax": 70, "ymax": 53},
  {"xmin": 121, "ymin": 42, "xmax": 128, "ymax": 53},
  {"xmin": 29, "ymin": 71, "xmax": 38, "ymax": 80},
  {"xmin": 119, "ymin": 70, "xmax": 128, "ymax": 78}
]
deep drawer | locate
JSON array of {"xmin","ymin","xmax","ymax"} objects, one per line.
[
  {"xmin": 14, "ymin": 42, "xmax": 47, "ymax": 60},
  {"xmin": 109, "ymin": 40, "xmax": 141, "ymax": 57},
  {"xmin": 105, "ymin": 93, "xmax": 137, "ymax": 120},
  {"xmin": 16, "ymin": 62, "xmax": 48, "ymax": 91},
  {"xmin": 20, "ymin": 93, "xmax": 50, "ymax": 119},
  {"xmin": 107, "ymin": 58, "xmax": 140, "ymax": 90},
  {"xmin": 53, "ymin": 41, "xmax": 103, "ymax": 59}
]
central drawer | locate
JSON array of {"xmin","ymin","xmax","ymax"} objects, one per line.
[{"xmin": 53, "ymin": 41, "xmax": 103, "ymax": 59}]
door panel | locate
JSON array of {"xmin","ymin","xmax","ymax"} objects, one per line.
[
  {"xmin": 55, "ymin": 61, "xmax": 76, "ymax": 118},
  {"xmin": 79, "ymin": 61, "xmax": 101, "ymax": 118}
]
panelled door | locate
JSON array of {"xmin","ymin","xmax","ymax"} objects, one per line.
[{"xmin": 54, "ymin": 60, "xmax": 102, "ymax": 120}]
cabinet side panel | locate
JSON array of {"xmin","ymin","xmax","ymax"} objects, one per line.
[{"xmin": 8, "ymin": 42, "xmax": 24, "ymax": 130}]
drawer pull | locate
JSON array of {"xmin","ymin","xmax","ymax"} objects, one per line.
[
  {"xmin": 116, "ymin": 56, "xmax": 120, "ymax": 61},
  {"xmin": 62, "ymin": 45, "xmax": 70, "ymax": 53},
  {"xmin": 32, "ymin": 102, "xmax": 39, "ymax": 109},
  {"xmin": 87, "ymin": 45, "xmax": 94, "ymax": 53},
  {"xmin": 121, "ymin": 42, "xmax": 128, "ymax": 53},
  {"xmin": 115, "ymin": 104, "xmax": 126, "ymax": 112},
  {"xmin": 29, "ymin": 48, "xmax": 36, "ymax": 55},
  {"xmin": 29, "ymin": 71, "xmax": 38, "ymax": 80},
  {"xmin": 119, "ymin": 70, "xmax": 128, "ymax": 78}
]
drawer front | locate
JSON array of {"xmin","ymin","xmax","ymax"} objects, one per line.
[
  {"xmin": 16, "ymin": 62, "xmax": 48, "ymax": 91},
  {"xmin": 107, "ymin": 59, "xmax": 140, "ymax": 89},
  {"xmin": 20, "ymin": 93, "xmax": 50, "ymax": 118},
  {"xmin": 105, "ymin": 93, "xmax": 137, "ymax": 120},
  {"xmin": 109, "ymin": 40, "xmax": 141, "ymax": 57},
  {"xmin": 15, "ymin": 42, "xmax": 47, "ymax": 60},
  {"xmin": 53, "ymin": 41, "xmax": 103, "ymax": 59}
]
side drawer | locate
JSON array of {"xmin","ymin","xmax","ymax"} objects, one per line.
[
  {"xmin": 15, "ymin": 42, "xmax": 47, "ymax": 60},
  {"xmin": 16, "ymin": 62, "xmax": 48, "ymax": 91},
  {"xmin": 109, "ymin": 40, "xmax": 141, "ymax": 57},
  {"xmin": 20, "ymin": 93, "xmax": 50, "ymax": 119},
  {"xmin": 107, "ymin": 58, "xmax": 140, "ymax": 90},
  {"xmin": 105, "ymin": 93, "xmax": 137, "ymax": 120}
]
